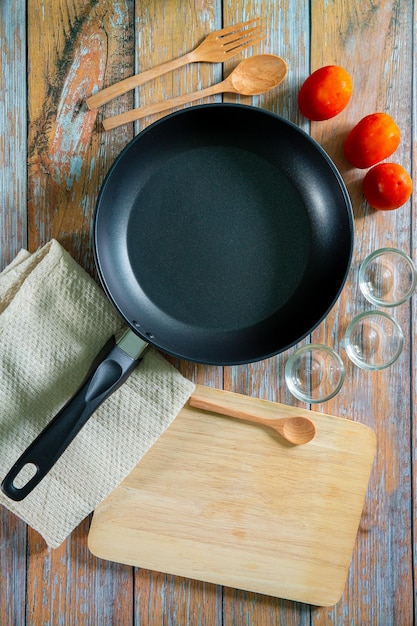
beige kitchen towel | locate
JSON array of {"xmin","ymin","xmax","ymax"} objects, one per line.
[{"xmin": 0, "ymin": 240, "xmax": 195, "ymax": 547}]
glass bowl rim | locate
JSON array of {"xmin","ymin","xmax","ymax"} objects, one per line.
[
  {"xmin": 359, "ymin": 247, "xmax": 417, "ymax": 307},
  {"xmin": 284, "ymin": 343, "xmax": 345, "ymax": 403},
  {"xmin": 343, "ymin": 310, "xmax": 404, "ymax": 370}
]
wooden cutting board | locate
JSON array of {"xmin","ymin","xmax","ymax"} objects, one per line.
[{"xmin": 88, "ymin": 385, "xmax": 376, "ymax": 606}]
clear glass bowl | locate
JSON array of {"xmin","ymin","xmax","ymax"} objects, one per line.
[
  {"xmin": 359, "ymin": 248, "xmax": 417, "ymax": 307},
  {"xmin": 284, "ymin": 344, "xmax": 345, "ymax": 403},
  {"xmin": 342, "ymin": 310, "xmax": 404, "ymax": 370}
]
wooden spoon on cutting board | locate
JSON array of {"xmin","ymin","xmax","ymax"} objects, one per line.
[{"xmin": 189, "ymin": 388, "xmax": 316, "ymax": 445}]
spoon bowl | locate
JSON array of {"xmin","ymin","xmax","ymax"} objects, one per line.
[
  {"xmin": 228, "ymin": 54, "xmax": 288, "ymax": 95},
  {"xmin": 279, "ymin": 415, "xmax": 316, "ymax": 445}
]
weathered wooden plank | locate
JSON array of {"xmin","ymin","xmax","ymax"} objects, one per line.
[
  {"xmin": 0, "ymin": 0, "xmax": 27, "ymax": 268},
  {"xmin": 221, "ymin": 1, "xmax": 314, "ymax": 625},
  {"xmin": 26, "ymin": 524, "xmax": 133, "ymax": 626},
  {"xmin": 0, "ymin": 2, "xmax": 28, "ymax": 625},
  {"xmin": 412, "ymin": 4, "xmax": 417, "ymax": 626},
  {"xmin": 223, "ymin": 0, "xmax": 312, "ymax": 416},
  {"xmin": 135, "ymin": 570, "xmax": 223, "ymax": 625},
  {"xmin": 27, "ymin": 0, "xmax": 136, "ymax": 271},
  {"xmin": 132, "ymin": 0, "xmax": 224, "ymax": 131},
  {"xmin": 131, "ymin": 2, "xmax": 224, "ymax": 622},
  {"xmin": 130, "ymin": 0, "xmax": 226, "ymax": 404},
  {"xmin": 223, "ymin": 0, "xmax": 310, "ymax": 127},
  {"xmin": 0, "ymin": 511, "xmax": 27, "ymax": 626},
  {"xmin": 308, "ymin": 1, "xmax": 414, "ymax": 624},
  {"xmin": 25, "ymin": 1, "xmax": 136, "ymax": 625}
]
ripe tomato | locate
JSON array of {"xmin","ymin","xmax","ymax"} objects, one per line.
[
  {"xmin": 344, "ymin": 112, "xmax": 400, "ymax": 168},
  {"xmin": 298, "ymin": 65, "xmax": 352, "ymax": 121},
  {"xmin": 362, "ymin": 163, "xmax": 412, "ymax": 210}
]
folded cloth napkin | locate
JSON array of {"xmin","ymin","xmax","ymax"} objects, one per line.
[{"xmin": 0, "ymin": 240, "xmax": 195, "ymax": 547}]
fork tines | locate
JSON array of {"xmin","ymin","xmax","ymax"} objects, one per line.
[
  {"xmin": 221, "ymin": 27, "xmax": 266, "ymax": 53},
  {"xmin": 216, "ymin": 18, "xmax": 265, "ymax": 54},
  {"xmin": 216, "ymin": 17, "xmax": 261, "ymax": 37}
]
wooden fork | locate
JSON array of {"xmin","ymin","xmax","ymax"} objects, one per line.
[{"xmin": 86, "ymin": 18, "xmax": 265, "ymax": 110}]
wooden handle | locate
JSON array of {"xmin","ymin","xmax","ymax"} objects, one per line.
[
  {"xmin": 86, "ymin": 51, "xmax": 195, "ymax": 110},
  {"xmin": 190, "ymin": 389, "xmax": 277, "ymax": 425},
  {"xmin": 102, "ymin": 80, "xmax": 230, "ymax": 130}
]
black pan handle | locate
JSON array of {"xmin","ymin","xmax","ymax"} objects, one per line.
[{"xmin": 1, "ymin": 330, "xmax": 148, "ymax": 501}]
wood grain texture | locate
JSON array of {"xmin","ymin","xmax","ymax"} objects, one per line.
[
  {"xmin": 0, "ymin": 0, "xmax": 27, "ymax": 268},
  {"xmin": 308, "ymin": 3, "xmax": 415, "ymax": 625},
  {"xmin": 413, "ymin": 3, "xmax": 417, "ymax": 625},
  {"xmin": 130, "ymin": 3, "xmax": 225, "ymax": 619},
  {"xmin": 89, "ymin": 386, "xmax": 376, "ymax": 606},
  {"xmin": 220, "ymin": 2, "xmax": 310, "ymax": 621},
  {"xmin": 27, "ymin": 0, "xmax": 136, "ymax": 271},
  {"xmin": 0, "ymin": 0, "xmax": 416, "ymax": 624},
  {"xmin": 132, "ymin": 0, "xmax": 223, "ymax": 131},
  {"xmin": 0, "ymin": 3, "xmax": 28, "ymax": 625},
  {"xmin": 24, "ymin": 2, "xmax": 137, "ymax": 625}
]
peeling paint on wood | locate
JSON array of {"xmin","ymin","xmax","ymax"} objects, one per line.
[{"xmin": 0, "ymin": 0, "xmax": 27, "ymax": 269}]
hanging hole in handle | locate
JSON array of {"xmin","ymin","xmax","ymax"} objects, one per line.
[{"xmin": 12, "ymin": 462, "xmax": 38, "ymax": 489}]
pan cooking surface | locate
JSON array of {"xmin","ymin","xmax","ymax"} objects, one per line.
[
  {"xmin": 127, "ymin": 145, "xmax": 310, "ymax": 331},
  {"xmin": 95, "ymin": 104, "xmax": 353, "ymax": 364}
]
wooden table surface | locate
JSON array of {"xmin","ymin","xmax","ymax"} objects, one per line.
[{"xmin": 1, "ymin": 1, "xmax": 416, "ymax": 624}]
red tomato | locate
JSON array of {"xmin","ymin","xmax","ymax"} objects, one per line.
[
  {"xmin": 298, "ymin": 65, "xmax": 352, "ymax": 121},
  {"xmin": 362, "ymin": 163, "xmax": 412, "ymax": 210},
  {"xmin": 344, "ymin": 112, "xmax": 400, "ymax": 168}
]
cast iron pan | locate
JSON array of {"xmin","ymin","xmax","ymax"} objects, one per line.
[{"xmin": 2, "ymin": 104, "xmax": 353, "ymax": 500}]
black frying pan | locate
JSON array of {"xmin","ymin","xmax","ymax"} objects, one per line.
[{"xmin": 2, "ymin": 104, "xmax": 353, "ymax": 500}]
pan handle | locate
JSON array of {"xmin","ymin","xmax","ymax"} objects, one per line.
[{"xmin": 1, "ymin": 331, "xmax": 148, "ymax": 501}]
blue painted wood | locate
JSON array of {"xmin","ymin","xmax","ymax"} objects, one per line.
[
  {"xmin": 0, "ymin": 0, "xmax": 27, "ymax": 269},
  {"xmin": 0, "ymin": 3, "xmax": 28, "ymax": 625},
  {"xmin": 308, "ymin": 3, "xmax": 415, "ymax": 624}
]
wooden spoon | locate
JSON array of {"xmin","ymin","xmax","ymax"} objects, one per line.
[
  {"xmin": 103, "ymin": 54, "xmax": 287, "ymax": 130},
  {"xmin": 189, "ymin": 389, "xmax": 316, "ymax": 445}
]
